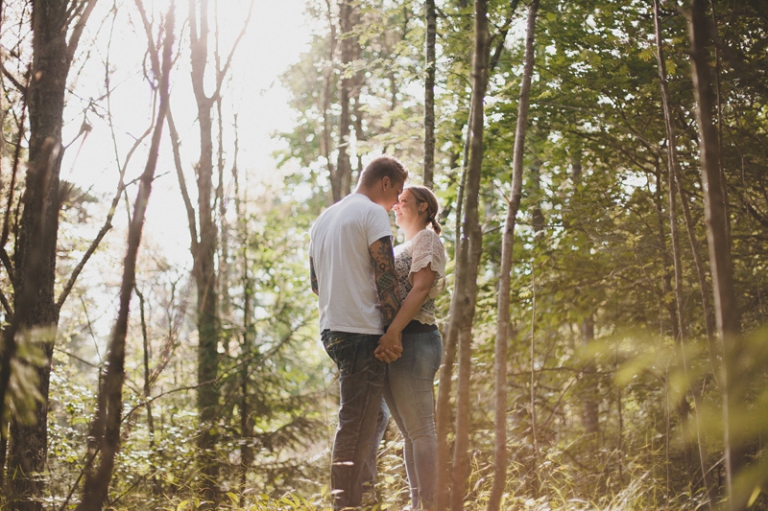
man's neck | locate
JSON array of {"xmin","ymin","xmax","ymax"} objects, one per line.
[{"xmin": 355, "ymin": 187, "xmax": 385, "ymax": 209}]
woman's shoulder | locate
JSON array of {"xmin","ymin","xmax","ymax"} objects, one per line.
[
  {"xmin": 413, "ymin": 228, "xmax": 443, "ymax": 244},
  {"xmin": 411, "ymin": 229, "xmax": 446, "ymax": 267}
]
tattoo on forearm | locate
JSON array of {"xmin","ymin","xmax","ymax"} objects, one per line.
[
  {"xmin": 369, "ymin": 236, "xmax": 400, "ymax": 326},
  {"xmin": 376, "ymin": 271, "xmax": 396, "ymax": 291},
  {"xmin": 310, "ymin": 257, "xmax": 319, "ymax": 294}
]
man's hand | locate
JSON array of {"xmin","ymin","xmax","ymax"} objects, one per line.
[{"xmin": 375, "ymin": 330, "xmax": 403, "ymax": 363}]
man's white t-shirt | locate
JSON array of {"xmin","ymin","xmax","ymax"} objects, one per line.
[{"xmin": 309, "ymin": 193, "xmax": 393, "ymax": 335}]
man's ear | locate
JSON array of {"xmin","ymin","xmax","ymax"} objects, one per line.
[{"xmin": 381, "ymin": 176, "xmax": 391, "ymax": 190}]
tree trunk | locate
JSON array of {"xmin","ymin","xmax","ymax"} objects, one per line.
[
  {"xmin": 334, "ymin": 0, "xmax": 357, "ymax": 202},
  {"xmin": 529, "ymin": 268, "xmax": 539, "ymax": 495},
  {"xmin": 321, "ymin": 0, "xmax": 337, "ymax": 205},
  {"xmin": 352, "ymin": 93, "xmax": 365, "ymax": 187},
  {"xmin": 441, "ymin": 2, "xmax": 490, "ymax": 510},
  {"xmin": 530, "ymin": 160, "xmax": 544, "ymax": 235},
  {"xmin": 654, "ymin": 165, "xmax": 681, "ymax": 344},
  {"xmin": 423, "ymin": 0, "xmax": 437, "ymax": 188},
  {"xmin": 216, "ymin": 92, "xmax": 232, "ymax": 357},
  {"xmin": 581, "ymin": 317, "xmax": 599, "ymax": 435},
  {"xmin": 486, "ymin": 1, "xmax": 538, "ymax": 509},
  {"xmin": 678, "ymin": 179, "xmax": 718, "ymax": 360},
  {"xmin": 75, "ymin": 13, "xmax": 173, "ymax": 509},
  {"xmin": 136, "ymin": 286, "xmax": 161, "ymax": 496},
  {"xmin": 615, "ymin": 349, "xmax": 624, "ymax": 484},
  {"xmin": 238, "ymin": 274, "xmax": 254, "ymax": 508},
  {"xmin": 653, "ymin": 165, "xmax": 698, "ymax": 480},
  {"xmin": 688, "ymin": 1, "xmax": 743, "ymax": 508},
  {"xmin": 188, "ymin": 0, "xmax": 221, "ymax": 504},
  {"xmin": 569, "ymin": 157, "xmax": 599, "ymax": 437},
  {"xmin": 452, "ymin": 101, "xmax": 473, "ymax": 255},
  {"xmin": 4, "ymin": 2, "xmax": 98, "ymax": 509},
  {"xmin": 232, "ymin": 146, "xmax": 254, "ymax": 507},
  {"xmin": 653, "ymin": 2, "xmax": 713, "ymax": 504}
]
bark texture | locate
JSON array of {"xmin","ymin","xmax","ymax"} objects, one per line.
[
  {"xmin": 487, "ymin": 1, "xmax": 538, "ymax": 509},
  {"xmin": 5, "ymin": 2, "xmax": 98, "ymax": 509},
  {"xmin": 438, "ymin": 2, "xmax": 490, "ymax": 510},
  {"xmin": 189, "ymin": 0, "xmax": 221, "ymax": 503},
  {"xmin": 653, "ymin": 1, "xmax": 713, "ymax": 505},
  {"xmin": 332, "ymin": 0, "xmax": 359, "ymax": 202},
  {"xmin": 423, "ymin": 0, "xmax": 437, "ymax": 188},
  {"xmin": 688, "ymin": 1, "xmax": 742, "ymax": 508},
  {"xmin": 321, "ymin": 0, "xmax": 337, "ymax": 206}
]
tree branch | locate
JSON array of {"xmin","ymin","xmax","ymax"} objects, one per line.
[
  {"xmin": 213, "ymin": 0, "xmax": 254, "ymax": 101},
  {"xmin": 133, "ymin": 0, "xmax": 161, "ymax": 75},
  {"xmin": 165, "ymin": 107, "xmax": 200, "ymax": 250},
  {"xmin": 67, "ymin": 0, "xmax": 100, "ymax": 65},
  {"xmin": 56, "ymin": 126, "xmax": 155, "ymax": 310},
  {"xmin": 0, "ymin": 92, "xmax": 27, "ymax": 287},
  {"xmin": 0, "ymin": 287, "xmax": 12, "ymax": 318},
  {"xmin": 0, "ymin": 62, "xmax": 25, "ymax": 93},
  {"xmin": 75, "ymin": 6, "xmax": 175, "ymax": 508},
  {"xmin": 54, "ymin": 347, "xmax": 100, "ymax": 369},
  {"xmin": 489, "ymin": 0, "xmax": 520, "ymax": 72},
  {"xmin": 56, "ymin": 54, "xmax": 156, "ymax": 311},
  {"xmin": 135, "ymin": 1, "xmax": 200, "ymax": 251}
]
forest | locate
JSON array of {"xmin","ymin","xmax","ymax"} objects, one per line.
[{"xmin": 0, "ymin": 0, "xmax": 766, "ymax": 509}]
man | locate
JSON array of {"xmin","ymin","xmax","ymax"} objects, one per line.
[{"xmin": 309, "ymin": 155, "xmax": 408, "ymax": 509}]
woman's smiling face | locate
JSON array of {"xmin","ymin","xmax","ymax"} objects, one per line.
[{"xmin": 393, "ymin": 189, "xmax": 422, "ymax": 228}]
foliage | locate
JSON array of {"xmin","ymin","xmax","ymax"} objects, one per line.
[
  {"xmin": 0, "ymin": 0, "xmax": 767, "ymax": 508},
  {"xmin": 274, "ymin": 0, "xmax": 767, "ymax": 508}
]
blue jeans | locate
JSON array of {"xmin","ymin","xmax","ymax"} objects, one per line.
[
  {"xmin": 362, "ymin": 400, "xmax": 389, "ymax": 497},
  {"xmin": 322, "ymin": 331, "xmax": 387, "ymax": 510},
  {"xmin": 383, "ymin": 329, "xmax": 442, "ymax": 509}
]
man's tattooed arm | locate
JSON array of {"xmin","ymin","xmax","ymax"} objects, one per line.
[
  {"xmin": 368, "ymin": 236, "xmax": 400, "ymax": 326},
  {"xmin": 370, "ymin": 236, "xmax": 402, "ymax": 363},
  {"xmin": 310, "ymin": 256, "xmax": 319, "ymax": 296}
]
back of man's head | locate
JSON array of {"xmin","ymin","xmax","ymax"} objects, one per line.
[{"xmin": 358, "ymin": 155, "xmax": 409, "ymax": 189}]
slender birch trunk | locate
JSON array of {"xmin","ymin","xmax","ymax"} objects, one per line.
[
  {"xmin": 321, "ymin": 0, "xmax": 337, "ymax": 205},
  {"xmin": 231, "ymin": 137, "xmax": 255, "ymax": 507},
  {"xmin": 177, "ymin": 2, "xmax": 250, "ymax": 503},
  {"xmin": 570, "ymin": 156, "xmax": 600, "ymax": 439},
  {"xmin": 424, "ymin": 0, "xmax": 437, "ymax": 188},
  {"xmin": 188, "ymin": 1, "xmax": 221, "ymax": 502},
  {"xmin": 487, "ymin": 1, "xmax": 539, "ymax": 508},
  {"xmin": 652, "ymin": 2, "xmax": 713, "ymax": 504},
  {"xmin": 334, "ymin": 0, "xmax": 356, "ymax": 202},
  {"xmin": 136, "ymin": 286, "xmax": 160, "ymax": 496},
  {"xmin": 75, "ymin": 12, "xmax": 173, "ymax": 509},
  {"xmin": 442, "ymin": 2, "xmax": 490, "ymax": 510},
  {"xmin": 688, "ymin": 1, "xmax": 742, "ymax": 508},
  {"xmin": 435, "ymin": 37, "xmax": 477, "ymax": 511}
]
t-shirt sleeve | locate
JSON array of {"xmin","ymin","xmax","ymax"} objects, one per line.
[
  {"xmin": 366, "ymin": 205, "xmax": 393, "ymax": 246},
  {"xmin": 409, "ymin": 230, "xmax": 446, "ymax": 298},
  {"xmin": 308, "ymin": 222, "xmax": 316, "ymax": 259}
]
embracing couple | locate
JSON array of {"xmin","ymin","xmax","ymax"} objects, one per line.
[{"xmin": 309, "ymin": 155, "xmax": 447, "ymax": 510}]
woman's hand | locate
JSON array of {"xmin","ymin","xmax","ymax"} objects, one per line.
[
  {"xmin": 375, "ymin": 330, "xmax": 403, "ymax": 363},
  {"xmin": 375, "ymin": 256, "xmax": 437, "ymax": 364}
]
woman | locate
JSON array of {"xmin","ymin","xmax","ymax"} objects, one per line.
[{"xmin": 380, "ymin": 185, "xmax": 446, "ymax": 510}]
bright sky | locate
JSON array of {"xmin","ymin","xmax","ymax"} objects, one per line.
[{"xmin": 60, "ymin": 0, "xmax": 312, "ymax": 270}]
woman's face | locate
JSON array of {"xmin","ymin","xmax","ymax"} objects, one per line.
[{"xmin": 393, "ymin": 189, "xmax": 422, "ymax": 228}]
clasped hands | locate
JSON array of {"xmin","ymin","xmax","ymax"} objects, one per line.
[{"xmin": 374, "ymin": 330, "xmax": 402, "ymax": 363}]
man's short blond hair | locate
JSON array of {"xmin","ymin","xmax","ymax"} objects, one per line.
[{"xmin": 359, "ymin": 155, "xmax": 409, "ymax": 188}]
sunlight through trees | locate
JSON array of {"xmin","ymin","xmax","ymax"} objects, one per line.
[{"xmin": 0, "ymin": 0, "xmax": 767, "ymax": 509}]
